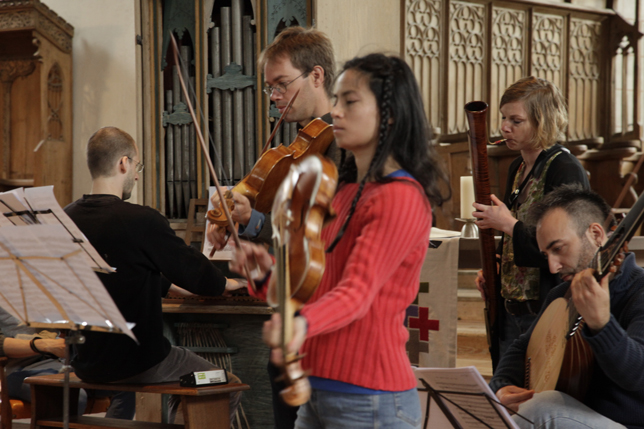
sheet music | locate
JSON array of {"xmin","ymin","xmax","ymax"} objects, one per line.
[
  {"xmin": 414, "ymin": 366, "xmax": 519, "ymax": 429},
  {"xmin": 22, "ymin": 186, "xmax": 113, "ymax": 273},
  {"xmin": 0, "ymin": 224, "xmax": 135, "ymax": 341},
  {"xmin": 0, "ymin": 211, "xmax": 13, "ymax": 227},
  {"xmin": 203, "ymin": 186, "xmax": 234, "ymax": 261},
  {"xmin": 0, "ymin": 189, "xmax": 34, "ymax": 226}
]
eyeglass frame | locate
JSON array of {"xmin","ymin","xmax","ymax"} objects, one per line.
[
  {"xmin": 126, "ymin": 156, "xmax": 144, "ymax": 173},
  {"xmin": 262, "ymin": 71, "xmax": 307, "ymax": 96}
]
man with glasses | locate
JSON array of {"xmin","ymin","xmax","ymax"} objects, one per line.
[
  {"xmin": 208, "ymin": 26, "xmax": 339, "ymax": 248},
  {"xmin": 64, "ymin": 126, "xmax": 242, "ymax": 422},
  {"xmin": 207, "ymin": 26, "xmax": 338, "ymax": 429}
]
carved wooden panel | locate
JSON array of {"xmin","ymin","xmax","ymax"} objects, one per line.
[
  {"xmin": 489, "ymin": 6, "xmax": 526, "ymax": 136},
  {"xmin": 0, "ymin": 1, "xmax": 72, "ymax": 54},
  {"xmin": 447, "ymin": 1, "xmax": 486, "ymax": 135},
  {"xmin": 532, "ymin": 13, "xmax": 565, "ymax": 92},
  {"xmin": 403, "ymin": 0, "xmax": 635, "ymax": 228},
  {"xmin": 0, "ymin": 1, "xmax": 73, "ymax": 205},
  {"xmin": 46, "ymin": 63, "xmax": 63, "ymax": 141},
  {"xmin": 405, "ymin": 0, "xmax": 442, "ymax": 129},
  {"xmin": 568, "ymin": 18, "xmax": 602, "ymax": 142}
]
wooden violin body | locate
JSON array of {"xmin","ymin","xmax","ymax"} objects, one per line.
[
  {"xmin": 526, "ymin": 184, "xmax": 644, "ymax": 401},
  {"xmin": 272, "ymin": 154, "xmax": 337, "ymax": 306},
  {"xmin": 208, "ymin": 119, "xmax": 334, "ymax": 226},
  {"xmin": 271, "ymin": 154, "xmax": 338, "ymax": 405}
]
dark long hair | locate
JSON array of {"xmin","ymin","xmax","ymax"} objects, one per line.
[{"xmin": 326, "ymin": 54, "xmax": 451, "ymax": 252}]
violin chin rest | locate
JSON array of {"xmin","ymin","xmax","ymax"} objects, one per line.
[{"xmin": 280, "ymin": 376, "xmax": 311, "ymax": 407}]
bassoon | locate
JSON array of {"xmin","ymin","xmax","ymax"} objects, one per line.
[{"xmin": 464, "ymin": 101, "xmax": 501, "ymax": 369}]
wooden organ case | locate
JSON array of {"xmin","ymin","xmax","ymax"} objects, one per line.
[{"xmin": 0, "ymin": 0, "xmax": 73, "ymax": 205}]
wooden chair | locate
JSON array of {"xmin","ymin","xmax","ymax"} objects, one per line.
[{"xmin": 184, "ymin": 198, "xmax": 209, "ymax": 250}]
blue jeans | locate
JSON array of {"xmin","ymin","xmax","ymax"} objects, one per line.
[
  {"xmin": 295, "ymin": 388, "xmax": 421, "ymax": 429},
  {"xmin": 514, "ymin": 391, "xmax": 627, "ymax": 429}
]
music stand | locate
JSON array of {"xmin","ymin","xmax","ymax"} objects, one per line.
[
  {"xmin": 0, "ymin": 223, "xmax": 135, "ymax": 429},
  {"xmin": 0, "ymin": 186, "xmax": 113, "ymax": 273},
  {"xmin": 414, "ymin": 366, "xmax": 532, "ymax": 429},
  {"xmin": 418, "ymin": 378, "xmax": 533, "ymax": 429}
]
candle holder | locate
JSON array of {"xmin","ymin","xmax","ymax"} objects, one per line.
[{"xmin": 456, "ymin": 218, "xmax": 479, "ymax": 238}]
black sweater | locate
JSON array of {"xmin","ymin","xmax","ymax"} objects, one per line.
[
  {"xmin": 500, "ymin": 145, "xmax": 589, "ymax": 306},
  {"xmin": 490, "ymin": 254, "xmax": 644, "ymax": 429},
  {"xmin": 65, "ymin": 195, "xmax": 226, "ymax": 382}
]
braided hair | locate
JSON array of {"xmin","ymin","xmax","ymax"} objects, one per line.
[{"xmin": 326, "ymin": 54, "xmax": 451, "ymax": 252}]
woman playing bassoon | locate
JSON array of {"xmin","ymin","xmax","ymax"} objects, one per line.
[{"xmin": 473, "ymin": 77, "xmax": 589, "ymax": 358}]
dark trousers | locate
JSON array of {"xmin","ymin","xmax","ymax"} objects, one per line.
[{"xmin": 268, "ymin": 359, "xmax": 299, "ymax": 429}]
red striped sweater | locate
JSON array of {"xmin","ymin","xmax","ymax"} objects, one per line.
[{"xmin": 254, "ymin": 178, "xmax": 432, "ymax": 391}]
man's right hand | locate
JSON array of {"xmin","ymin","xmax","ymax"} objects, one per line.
[
  {"xmin": 210, "ymin": 189, "xmax": 252, "ymax": 225},
  {"xmin": 495, "ymin": 385, "xmax": 534, "ymax": 413},
  {"xmin": 206, "ymin": 223, "xmax": 230, "ymax": 251}
]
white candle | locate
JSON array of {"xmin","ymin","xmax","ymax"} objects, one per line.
[{"xmin": 460, "ymin": 176, "xmax": 476, "ymax": 219}]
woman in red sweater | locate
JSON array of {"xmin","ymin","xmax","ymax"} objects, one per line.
[{"xmin": 231, "ymin": 53, "xmax": 450, "ymax": 428}]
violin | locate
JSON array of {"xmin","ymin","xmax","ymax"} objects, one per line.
[
  {"xmin": 207, "ymin": 118, "xmax": 334, "ymax": 226},
  {"xmin": 270, "ymin": 154, "xmax": 338, "ymax": 405}
]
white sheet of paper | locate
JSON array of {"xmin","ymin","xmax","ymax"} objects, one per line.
[
  {"xmin": 0, "ymin": 211, "xmax": 14, "ymax": 227},
  {"xmin": 414, "ymin": 366, "xmax": 520, "ymax": 429},
  {"xmin": 23, "ymin": 186, "xmax": 113, "ymax": 272},
  {"xmin": 0, "ymin": 224, "xmax": 135, "ymax": 341},
  {"xmin": 429, "ymin": 227, "xmax": 462, "ymax": 239},
  {"xmin": 0, "ymin": 189, "xmax": 32, "ymax": 226},
  {"xmin": 203, "ymin": 186, "xmax": 234, "ymax": 261}
]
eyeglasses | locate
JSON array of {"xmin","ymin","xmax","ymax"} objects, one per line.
[
  {"xmin": 126, "ymin": 156, "xmax": 144, "ymax": 173},
  {"xmin": 263, "ymin": 71, "xmax": 307, "ymax": 96}
]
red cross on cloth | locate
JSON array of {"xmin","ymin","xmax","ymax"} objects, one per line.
[{"xmin": 408, "ymin": 307, "xmax": 439, "ymax": 341}]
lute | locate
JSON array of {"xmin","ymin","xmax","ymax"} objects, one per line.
[{"xmin": 525, "ymin": 189, "xmax": 644, "ymax": 401}]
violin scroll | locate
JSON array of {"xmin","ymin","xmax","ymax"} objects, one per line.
[
  {"xmin": 278, "ymin": 357, "xmax": 311, "ymax": 406},
  {"xmin": 207, "ymin": 190, "xmax": 235, "ymax": 227}
]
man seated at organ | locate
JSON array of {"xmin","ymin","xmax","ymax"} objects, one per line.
[{"xmin": 64, "ymin": 126, "xmax": 243, "ymax": 422}]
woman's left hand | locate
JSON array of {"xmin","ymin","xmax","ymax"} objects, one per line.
[
  {"xmin": 472, "ymin": 194, "xmax": 518, "ymax": 235},
  {"xmin": 263, "ymin": 313, "xmax": 308, "ymax": 365}
]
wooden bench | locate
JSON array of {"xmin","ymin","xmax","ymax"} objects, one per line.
[
  {"xmin": 23, "ymin": 373, "xmax": 249, "ymax": 429},
  {"xmin": 0, "ymin": 358, "xmax": 110, "ymax": 429}
]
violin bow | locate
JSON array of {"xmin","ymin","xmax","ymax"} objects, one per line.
[
  {"xmin": 260, "ymin": 89, "xmax": 300, "ymax": 155},
  {"xmin": 170, "ymin": 34, "xmax": 256, "ymax": 292},
  {"xmin": 204, "ymin": 55, "xmax": 298, "ymax": 258}
]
